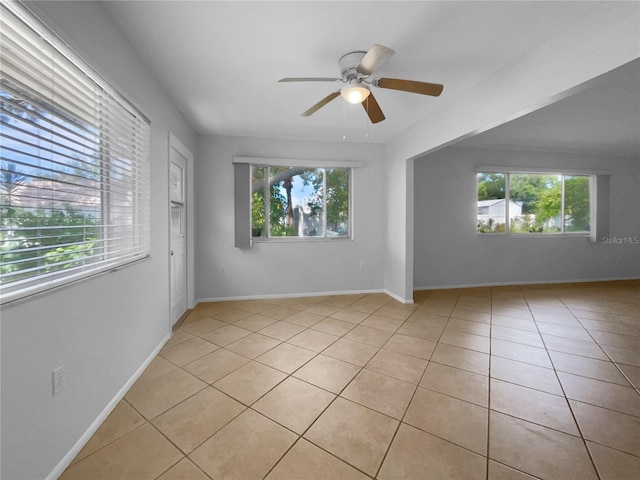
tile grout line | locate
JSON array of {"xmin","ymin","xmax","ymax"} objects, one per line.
[
  {"xmin": 204, "ymin": 307, "xmax": 351, "ymax": 479},
  {"xmin": 303, "ymin": 297, "xmax": 422, "ymax": 478},
  {"xmin": 559, "ymin": 292, "xmax": 640, "ymax": 389},
  {"xmin": 373, "ymin": 290, "xmax": 461, "ymax": 480},
  {"xmin": 195, "ymin": 303, "xmax": 340, "ymax": 480},
  {"xmin": 158, "ymin": 322, "xmax": 315, "ymax": 477},
  {"xmin": 527, "ymin": 290, "xmax": 603, "ymax": 480},
  {"xmin": 257, "ymin": 299, "xmax": 402, "ymax": 478},
  {"xmin": 259, "ymin": 300, "xmax": 402, "ymax": 480},
  {"xmin": 485, "ymin": 291, "xmax": 549, "ymax": 480},
  {"xmin": 485, "ymin": 286, "xmax": 499, "ymax": 480},
  {"xmin": 566, "ymin": 306, "xmax": 640, "ymax": 396},
  {"xmin": 61, "ymin": 285, "xmax": 639, "ymax": 479}
]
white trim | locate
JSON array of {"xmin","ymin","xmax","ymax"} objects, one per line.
[
  {"xmin": 233, "ymin": 156, "xmax": 363, "ymax": 168},
  {"xmin": 169, "ymin": 133, "xmax": 196, "ymax": 309},
  {"xmin": 0, "ymin": 255, "xmax": 151, "ymax": 308},
  {"xmin": 476, "ymin": 171, "xmax": 593, "ymax": 236},
  {"xmin": 169, "ymin": 133, "xmax": 193, "ymax": 163},
  {"xmin": 384, "ymin": 289, "xmax": 414, "ymax": 305},
  {"xmin": 477, "ymin": 166, "xmax": 612, "ymax": 176},
  {"xmin": 247, "ymin": 163, "xmax": 354, "ymax": 241},
  {"xmin": 197, "ymin": 288, "xmax": 384, "ymax": 304},
  {"xmin": 46, "ymin": 332, "xmax": 171, "ymax": 480},
  {"xmin": 476, "ymin": 233, "xmax": 590, "ymax": 239},
  {"xmin": 414, "ymin": 276, "xmax": 640, "ymax": 291},
  {"xmin": 251, "ymin": 237, "xmax": 354, "ymax": 244}
]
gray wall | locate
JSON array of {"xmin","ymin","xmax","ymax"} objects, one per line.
[
  {"xmin": 414, "ymin": 147, "xmax": 640, "ymax": 289},
  {"xmin": 0, "ymin": 2, "xmax": 196, "ymax": 479},
  {"xmin": 195, "ymin": 135, "xmax": 386, "ymax": 300}
]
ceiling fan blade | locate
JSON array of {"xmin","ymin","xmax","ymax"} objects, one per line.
[
  {"xmin": 279, "ymin": 77, "xmax": 340, "ymax": 83},
  {"xmin": 375, "ymin": 77, "xmax": 444, "ymax": 96},
  {"xmin": 356, "ymin": 44, "xmax": 395, "ymax": 76},
  {"xmin": 362, "ymin": 92, "xmax": 385, "ymax": 124},
  {"xmin": 301, "ymin": 91, "xmax": 341, "ymax": 117}
]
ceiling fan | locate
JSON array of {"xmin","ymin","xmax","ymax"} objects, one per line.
[{"xmin": 278, "ymin": 44, "xmax": 443, "ymax": 124}]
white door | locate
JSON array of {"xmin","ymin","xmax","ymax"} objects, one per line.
[{"xmin": 169, "ymin": 148, "xmax": 187, "ymax": 324}]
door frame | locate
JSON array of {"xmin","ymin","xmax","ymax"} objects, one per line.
[{"xmin": 168, "ymin": 132, "xmax": 195, "ymax": 327}]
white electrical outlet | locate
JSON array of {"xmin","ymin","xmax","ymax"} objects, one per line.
[
  {"xmin": 359, "ymin": 262, "xmax": 366, "ymax": 271},
  {"xmin": 220, "ymin": 266, "xmax": 226, "ymax": 274},
  {"xmin": 52, "ymin": 364, "xmax": 64, "ymax": 396}
]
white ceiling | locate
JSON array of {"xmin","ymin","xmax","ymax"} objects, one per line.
[
  {"xmin": 102, "ymin": 1, "xmax": 640, "ymax": 154},
  {"xmin": 457, "ymin": 58, "xmax": 640, "ymax": 157}
]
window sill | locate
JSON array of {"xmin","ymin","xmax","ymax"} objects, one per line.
[
  {"xmin": 476, "ymin": 233, "xmax": 590, "ymax": 238},
  {"xmin": 1, "ymin": 255, "xmax": 151, "ymax": 308},
  {"xmin": 251, "ymin": 237, "xmax": 353, "ymax": 244}
]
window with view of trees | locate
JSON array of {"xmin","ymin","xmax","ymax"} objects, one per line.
[
  {"xmin": 251, "ymin": 165, "xmax": 350, "ymax": 238},
  {"xmin": 0, "ymin": 2, "xmax": 150, "ymax": 303},
  {"xmin": 477, "ymin": 172, "xmax": 590, "ymax": 235}
]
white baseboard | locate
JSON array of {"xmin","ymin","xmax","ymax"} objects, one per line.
[
  {"xmin": 194, "ymin": 276, "xmax": 640, "ymax": 306},
  {"xmin": 46, "ymin": 332, "xmax": 171, "ymax": 480},
  {"xmin": 197, "ymin": 288, "xmax": 385, "ymax": 304},
  {"xmin": 383, "ymin": 289, "xmax": 414, "ymax": 304},
  {"xmin": 414, "ymin": 275, "xmax": 640, "ymax": 291}
]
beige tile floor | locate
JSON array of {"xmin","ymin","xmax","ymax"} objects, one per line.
[{"xmin": 61, "ymin": 281, "xmax": 640, "ymax": 480}]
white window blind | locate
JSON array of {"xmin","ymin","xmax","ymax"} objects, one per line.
[{"xmin": 0, "ymin": 1, "xmax": 151, "ymax": 303}]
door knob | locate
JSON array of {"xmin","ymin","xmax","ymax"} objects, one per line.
[{"xmin": 170, "ymin": 250, "xmax": 174, "ymax": 256}]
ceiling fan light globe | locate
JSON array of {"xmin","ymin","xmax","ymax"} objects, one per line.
[{"xmin": 341, "ymin": 85, "xmax": 370, "ymax": 104}]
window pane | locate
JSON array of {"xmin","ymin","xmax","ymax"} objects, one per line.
[
  {"xmin": 268, "ymin": 166, "xmax": 294, "ymax": 237},
  {"xmin": 326, "ymin": 168, "xmax": 349, "ymax": 237},
  {"xmin": 268, "ymin": 167, "xmax": 324, "ymax": 237},
  {"xmin": 251, "ymin": 166, "xmax": 266, "ymax": 237},
  {"xmin": 509, "ymin": 174, "xmax": 561, "ymax": 233},
  {"xmin": 250, "ymin": 164, "xmax": 351, "ymax": 240},
  {"xmin": 298, "ymin": 168, "xmax": 324, "ymax": 237},
  {"xmin": 171, "ymin": 203, "xmax": 184, "ymax": 237},
  {"xmin": 564, "ymin": 175, "xmax": 590, "ymax": 233},
  {"xmin": 477, "ymin": 173, "xmax": 506, "ymax": 233}
]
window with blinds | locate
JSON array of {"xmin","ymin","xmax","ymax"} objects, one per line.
[{"xmin": 0, "ymin": 2, "xmax": 151, "ymax": 303}]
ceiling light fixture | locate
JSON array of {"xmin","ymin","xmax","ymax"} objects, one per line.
[{"xmin": 341, "ymin": 80, "xmax": 370, "ymax": 104}]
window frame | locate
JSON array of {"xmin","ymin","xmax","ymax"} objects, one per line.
[
  {"xmin": 233, "ymin": 156, "xmax": 361, "ymax": 247},
  {"xmin": 0, "ymin": 1, "xmax": 151, "ymax": 304},
  {"xmin": 251, "ymin": 163, "xmax": 354, "ymax": 241},
  {"xmin": 476, "ymin": 168, "xmax": 595, "ymax": 237}
]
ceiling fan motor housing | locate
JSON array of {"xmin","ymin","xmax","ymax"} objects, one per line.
[{"xmin": 339, "ymin": 51, "xmax": 367, "ymax": 80}]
